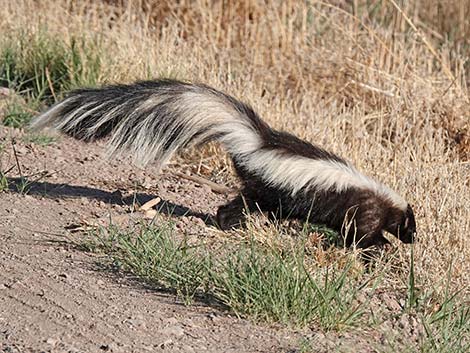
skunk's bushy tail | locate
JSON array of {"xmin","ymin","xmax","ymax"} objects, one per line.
[
  {"xmin": 31, "ymin": 80, "xmax": 268, "ymax": 168},
  {"xmin": 31, "ymin": 78, "xmax": 407, "ymax": 208}
]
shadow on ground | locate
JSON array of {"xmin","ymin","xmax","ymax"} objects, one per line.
[{"xmin": 6, "ymin": 177, "xmax": 216, "ymax": 225}]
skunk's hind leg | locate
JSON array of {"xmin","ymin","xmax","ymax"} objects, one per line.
[{"xmin": 216, "ymin": 194, "xmax": 258, "ymax": 230}]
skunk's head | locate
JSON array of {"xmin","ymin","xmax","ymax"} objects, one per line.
[{"xmin": 386, "ymin": 204, "xmax": 416, "ymax": 243}]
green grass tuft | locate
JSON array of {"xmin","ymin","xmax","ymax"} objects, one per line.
[
  {"xmin": 0, "ymin": 171, "xmax": 8, "ymax": 192},
  {"xmin": 209, "ymin": 240, "xmax": 364, "ymax": 329},
  {"xmin": 406, "ymin": 245, "xmax": 419, "ymax": 310},
  {"xmin": 22, "ymin": 133, "xmax": 56, "ymax": 146},
  {"xmin": 83, "ymin": 220, "xmax": 469, "ymax": 348},
  {"xmin": 86, "ymin": 221, "xmax": 365, "ymax": 330},
  {"xmin": 0, "ymin": 30, "xmax": 104, "ymax": 127},
  {"xmin": 2, "ymin": 101, "xmax": 35, "ymax": 128},
  {"xmin": 92, "ymin": 222, "xmax": 211, "ymax": 305},
  {"xmin": 421, "ymin": 298, "xmax": 470, "ymax": 353}
]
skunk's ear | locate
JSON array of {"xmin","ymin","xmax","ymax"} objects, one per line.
[{"xmin": 404, "ymin": 216, "xmax": 410, "ymax": 229}]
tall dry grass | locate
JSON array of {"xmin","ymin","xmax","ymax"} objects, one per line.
[{"xmin": 0, "ymin": 0, "xmax": 468, "ymax": 302}]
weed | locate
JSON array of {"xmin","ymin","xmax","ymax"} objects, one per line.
[
  {"xmin": 14, "ymin": 175, "xmax": 31, "ymax": 194},
  {"xmin": 22, "ymin": 133, "xmax": 56, "ymax": 146},
  {"xmin": 420, "ymin": 297, "xmax": 470, "ymax": 353},
  {"xmin": 0, "ymin": 171, "xmax": 8, "ymax": 192},
  {"xmin": 297, "ymin": 337, "xmax": 314, "ymax": 353},
  {"xmin": 418, "ymin": 262, "xmax": 470, "ymax": 353},
  {"xmin": 2, "ymin": 100, "xmax": 36, "ymax": 128},
  {"xmin": 305, "ymin": 223, "xmax": 340, "ymax": 246},
  {"xmin": 385, "ymin": 258, "xmax": 470, "ymax": 353},
  {"xmin": 5, "ymin": 140, "xmax": 47, "ymax": 194},
  {"xmin": 209, "ymin": 240, "xmax": 364, "ymax": 329},
  {"xmin": 90, "ymin": 222, "xmax": 211, "ymax": 304},
  {"xmin": 406, "ymin": 245, "xmax": 419, "ymax": 310}
]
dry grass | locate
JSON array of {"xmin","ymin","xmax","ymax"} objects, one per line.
[{"xmin": 1, "ymin": 0, "xmax": 469, "ymax": 343}]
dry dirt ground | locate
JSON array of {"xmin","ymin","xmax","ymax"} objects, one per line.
[{"xmin": 1, "ymin": 126, "xmax": 389, "ymax": 353}]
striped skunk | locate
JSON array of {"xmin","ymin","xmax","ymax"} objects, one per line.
[{"xmin": 31, "ymin": 79, "xmax": 416, "ymax": 248}]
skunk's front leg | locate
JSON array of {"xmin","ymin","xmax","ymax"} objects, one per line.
[{"xmin": 216, "ymin": 194, "xmax": 258, "ymax": 230}]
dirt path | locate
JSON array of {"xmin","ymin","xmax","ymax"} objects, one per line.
[{"xmin": 0, "ymin": 127, "xmax": 306, "ymax": 353}]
